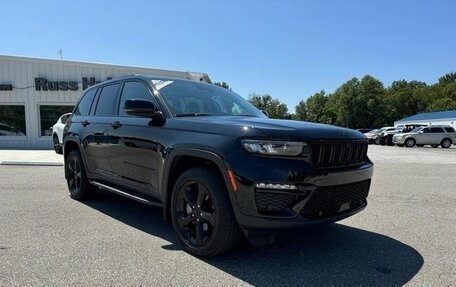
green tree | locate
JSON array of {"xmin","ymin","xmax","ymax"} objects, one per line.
[
  {"xmin": 214, "ymin": 81, "xmax": 230, "ymax": 89},
  {"xmin": 305, "ymin": 90, "xmax": 329, "ymax": 123},
  {"xmin": 248, "ymin": 93, "xmax": 290, "ymax": 119},
  {"xmin": 294, "ymin": 100, "xmax": 308, "ymax": 121}
]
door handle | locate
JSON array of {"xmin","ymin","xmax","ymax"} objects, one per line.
[
  {"xmin": 111, "ymin": 121, "xmax": 122, "ymax": 129},
  {"xmin": 82, "ymin": 120, "xmax": 90, "ymax": 127}
]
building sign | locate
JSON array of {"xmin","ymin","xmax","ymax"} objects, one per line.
[
  {"xmin": 34, "ymin": 77, "xmax": 111, "ymax": 91},
  {"xmin": 0, "ymin": 84, "xmax": 13, "ymax": 91}
]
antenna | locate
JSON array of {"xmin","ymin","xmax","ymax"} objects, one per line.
[{"xmin": 58, "ymin": 49, "xmax": 63, "ymax": 60}]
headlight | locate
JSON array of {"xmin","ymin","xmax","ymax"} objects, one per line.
[{"xmin": 241, "ymin": 140, "xmax": 308, "ymax": 157}]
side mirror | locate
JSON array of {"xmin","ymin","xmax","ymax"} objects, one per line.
[{"xmin": 124, "ymin": 99, "xmax": 165, "ymax": 124}]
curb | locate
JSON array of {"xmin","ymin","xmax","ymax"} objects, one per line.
[{"xmin": 0, "ymin": 161, "xmax": 63, "ymax": 167}]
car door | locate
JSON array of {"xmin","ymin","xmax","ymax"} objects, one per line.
[
  {"xmin": 418, "ymin": 127, "xmax": 432, "ymax": 144},
  {"xmin": 83, "ymin": 83, "xmax": 120, "ymax": 179},
  {"xmin": 107, "ymin": 80, "xmax": 160, "ymax": 195},
  {"xmin": 430, "ymin": 127, "xmax": 445, "ymax": 144}
]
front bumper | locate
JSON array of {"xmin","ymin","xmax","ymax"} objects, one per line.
[
  {"xmin": 392, "ymin": 136, "xmax": 405, "ymax": 144},
  {"xmin": 226, "ymin": 153, "xmax": 374, "ymax": 231}
]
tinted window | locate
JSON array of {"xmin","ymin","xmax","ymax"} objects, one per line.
[
  {"xmin": 422, "ymin": 128, "xmax": 430, "ymax": 133},
  {"xmin": 0, "ymin": 105, "xmax": 26, "ymax": 136},
  {"xmin": 75, "ymin": 88, "xmax": 97, "ymax": 116},
  {"xmin": 444, "ymin": 127, "xmax": 455, "ymax": 132},
  {"xmin": 95, "ymin": 84, "xmax": 120, "ymax": 116},
  {"xmin": 430, "ymin": 127, "xmax": 444, "ymax": 133},
  {"xmin": 119, "ymin": 81, "xmax": 153, "ymax": 116}
]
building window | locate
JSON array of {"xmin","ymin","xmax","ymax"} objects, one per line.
[
  {"xmin": 39, "ymin": 105, "xmax": 74, "ymax": 136},
  {"xmin": 0, "ymin": 105, "xmax": 26, "ymax": 136}
]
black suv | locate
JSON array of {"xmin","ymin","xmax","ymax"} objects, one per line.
[{"xmin": 63, "ymin": 75, "xmax": 373, "ymax": 257}]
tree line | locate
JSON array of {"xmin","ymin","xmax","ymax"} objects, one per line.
[{"xmin": 230, "ymin": 72, "xmax": 456, "ymax": 129}]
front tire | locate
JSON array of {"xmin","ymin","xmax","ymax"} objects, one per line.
[
  {"xmin": 65, "ymin": 149, "xmax": 96, "ymax": 200},
  {"xmin": 405, "ymin": 138, "xmax": 416, "ymax": 147},
  {"xmin": 53, "ymin": 135, "xmax": 62, "ymax": 154},
  {"xmin": 171, "ymin": 167, "xmax": 241, "ymax": 257}
]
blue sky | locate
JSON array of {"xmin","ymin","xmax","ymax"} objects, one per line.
[{"xmin": 1, "ymin": 0, "xmax": 455, "ymax": 111}]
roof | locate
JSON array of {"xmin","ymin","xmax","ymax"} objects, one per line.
[{"xmin": 396, "ymin": 110, "xmax": 456, "ymax": 123}]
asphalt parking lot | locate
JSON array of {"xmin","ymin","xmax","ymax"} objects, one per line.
[{"xmin": 0, "ymin": 145, "xmax": 455, "ymax": 286}]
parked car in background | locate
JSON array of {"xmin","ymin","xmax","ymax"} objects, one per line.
[
  {"xmin": 52, "ymin": 113, "xmax": 72, "ymax": 154},
  {"xmin": 364, "ymin": 129, "xmax": 380, "ymax": 144},
  {"xmin": 356, "ymin": 128, "xmax": 373, "ymax": 134},
  {"xmin": 392, "ymin": 125, "xmax": 456, "ymax": 148},
  {"xmin": 377, "ymin": 127, "xmax": 397, "ymax": 145}
]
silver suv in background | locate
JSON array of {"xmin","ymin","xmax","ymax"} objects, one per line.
[{"xmin": 392, "ymin": 126, "xmax": 456, "ymax": 148}]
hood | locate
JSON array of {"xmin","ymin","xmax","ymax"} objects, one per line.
[{"xmin": 169, "ymin": 116, "xmax": 366, "ymax": 141}]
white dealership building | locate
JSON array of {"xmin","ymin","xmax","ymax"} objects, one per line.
[{"xmin": 0, "ymin": 55, "xmax": 210, "ymax": 149}]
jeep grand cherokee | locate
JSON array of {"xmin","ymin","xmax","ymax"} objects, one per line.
[{"xmin": 63, "ymin": 75, "xmax": 373, "ymax": 257}]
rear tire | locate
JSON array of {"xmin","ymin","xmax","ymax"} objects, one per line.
[
  {"xmin": 171, "ymin": 167, "xmax": 241, "ymax": 257},
  {"xmin": 65, "ymin": 149, "xmax": 96, "ymax": 200}
]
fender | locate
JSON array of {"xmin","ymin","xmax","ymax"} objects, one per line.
[
  {"xmin": 63, "ymin": 135, "xmax": 89, "ymax": 180},
  {"xmin": 161, "ymin": 148, "xmax": 237, "ymax": 220}
]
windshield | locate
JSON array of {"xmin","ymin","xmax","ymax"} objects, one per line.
[
  {"xmin": 153, "ymin": 80, "xmax": 266, "ymax": 117},
  {"xmin": 411, "ymin": 127, "xmax": 424, "ymax": 133}
]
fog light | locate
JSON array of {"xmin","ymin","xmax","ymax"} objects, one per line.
[{"xmin": 255, "ymin": 183, "xmax": 298, "ymax": 190}]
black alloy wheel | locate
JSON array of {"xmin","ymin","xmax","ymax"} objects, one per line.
[
  {"xmin": 171, "ymin": 167, "xmax": 241, "ymax": 257},
  {"xmin": 66, "ymin": 149, "xmax": 95, "ymax": 200},
  {"xmin": 176, "ymin": 182, "xmax": 215, "ymax": 247},
  {"xmin": 53, "ymin": 135, "xmax": 62, "ymax": 154},
  {"xmin": 405, "ymin": 138, "xmax": 416, "ymax": 147},
  {"xmin": 441, "ymin": 139, "xmax": 452, "ymax": 148}
]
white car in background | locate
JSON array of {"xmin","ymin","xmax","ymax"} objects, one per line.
[{"xmin": 51, "ymin": 113, "xmax": 71, "ymax": 154}]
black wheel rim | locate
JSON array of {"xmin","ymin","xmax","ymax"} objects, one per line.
[
  {"xmin": 175, "ymin": 181, "xmax": 216, "ymax": 247},
  {"xmin": 67, "ymin": 156, "xmax": 82, "ymax": 194},
  {"xmin": 53, "ymin": 137, "xmax": 60, "ymax": 152}
]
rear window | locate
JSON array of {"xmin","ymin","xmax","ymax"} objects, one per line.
[
  {"xmin": 74, "ymin": 88, "xmax": 97, "ymax": 116},
  {"xmin": 444, "ymin": 127, "xmax": 455, "ymax": 132}
]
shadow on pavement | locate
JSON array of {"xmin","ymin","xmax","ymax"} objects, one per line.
[{"xmin": 84, "ymin": 192, "xmax": 424, "ymax": 286}]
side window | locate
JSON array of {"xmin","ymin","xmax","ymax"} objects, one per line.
[
  {"xmin": 119, "ymin": 81, "xmax": 153, "ymax": 116},
  {"xmin": 422, "ymin": 128, "xmax": 430, "ymax": 133},
  {"xmin": 430, "ymin": 127, "xmax": 444, "ymax": 133},
  {"xmin": 95, "ymin": 84, "xmax": 120, "ymax": 116},
  {"xmin": 444, "ymin": 127, "xmax": 455, "ymax": 132},
  {"xmin": 74, "ymin": 89, "xmax": 97, "ymax": 116}
]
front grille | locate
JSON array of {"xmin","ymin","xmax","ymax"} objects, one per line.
[
  {"xmin": 300, "ymin": 180, "xmax": 370, "ymax": 220},
  {"xmin": 310, "ymin": 141, "xmax": 368, "ymax": 169},
  {"xmin": 255, "ymin": 190, "xmax": 297, "ymax": 213}
]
